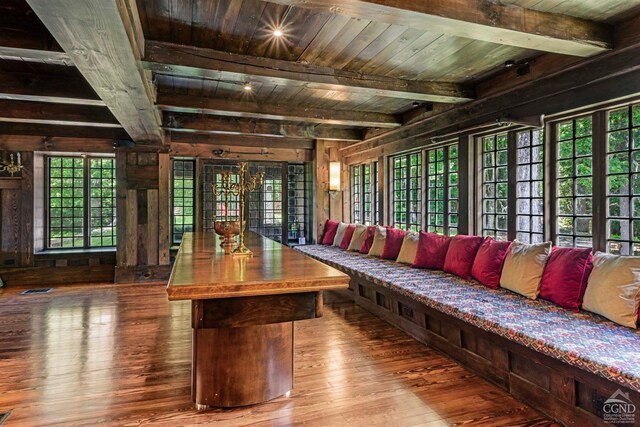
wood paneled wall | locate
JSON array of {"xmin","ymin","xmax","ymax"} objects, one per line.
[
  {"xmin": 115, "ymin": 151, "xmax": 170, "ymax": 283},
  {"xmin": 313, "ymin": 140, "xmax": 350, "ymax": 242},
  {"xmin": 0, "ymin": 151, "xmax": 32, "ymax": 268}
]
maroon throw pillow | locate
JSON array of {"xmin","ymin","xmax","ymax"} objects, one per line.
[
  {"xmin": 443, "ymin": 235, "xmax": 484, "ymax": 279},
  {"xmin": 339, "ymin": 224, "xmax": 356, "ymax": 250},
  {"xmin": 321, "ymin": 219, "xmax": 339, "ymax": 245},
  {"xmin": 412, "ymin": 231, "xmax": 452, "ymax": 270},
  {"xmin": 539, "ymin": 247, "xmax": 593, "ymax": 312},
  {"xmin": 381, "ymin": 228, "xmax": 406, "ymax": 260},
  {"xmin": 359, "ymin": 226, "xmax": 377, "ymax": 254},
  {"xmin": 470, "ymin": 237, "xmax": 511, "ymax": 289}
]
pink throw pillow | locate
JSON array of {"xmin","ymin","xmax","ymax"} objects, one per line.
[
  {"xmin": 539, "ymin": 247, "xmax": 593, "ymax": 312},
  {"xmin": 339, "ymin": 224, "xmax": 356, "ymax": 250},
  {"xmin": 321, "ymin": 220, "xmax": 339, "ymax": 245},
  {"xmin": 471, "ymin": 237, "xmax": 511, "ymax": 289},
  {"xmin": 359, "ymin": 226, "xmax": 377, "ymax": 254},
  {"xmin": 443, "ymin": 235, "xmax": 484, "ymax": 279},
  {"xmin": 412, "ymin": 231, "xmax": 452, "ymax": 270},
  {"xmin": 381, "ymin": 228, "xmax": 406, "ymax": 260}
]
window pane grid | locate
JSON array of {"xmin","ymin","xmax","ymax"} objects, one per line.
[
  {"xmin": 172, "ymin": 159, "xmax": 195, "ymax": 244},
  {"xmin": 249, "ymin": 164, "xmax": 283, "ymax": 242},
  {"xmin": 372, "ymin": 161, "xmax": 379, "ymax": 224},
  {"xmin": 351, "ymin": 165, "xmax": 361, "ymax": 223},
  {"xmin": 481, "ymin": 133, "xmax": 509, "ymax": 240},
  {"xmin": 556, "ymin": 116, "xmax": 593, "ymax": 248},
  {"xmin": 606, "ymin": 104, "xmax": 640, "ymax": 255},
  {"xmin": 89, "ymin": 158, "xmax": 116, "ymax": 247},
  {"xmin": 363, "ymin": 164, "xmax": 372, "ymax": 225},
  {"xmin": 287, "ymin": 164, "xmax": 308, "ymax": 242},
  {"xmin": 203, "ymin": 163, "xmax": 240, "ymax": 233},
  {"xmin": 48, "ymin": 156, "xmax": 85, "ymax": 248},
  {"xmin": 426, "ymin": 147, "xmax": 445, "ymax": 234},
  {"xmin": 447, "ymin": 145, "xmax": 459, "ymax": 236},
  {"xmin": 392, "ymin": 156, "xmax": 408, "ymax": 228},
  {"xmin": 408, "ymin": 153, "xmax": 422, "ymax": 231},
  {"xmin": 516, "ymin": 129, "xmax": 545, "ymax": 244}
]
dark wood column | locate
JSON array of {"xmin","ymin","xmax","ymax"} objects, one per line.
[{"xmin": 115, "ymin": 150, "xmax": 170, "ymax": 283}]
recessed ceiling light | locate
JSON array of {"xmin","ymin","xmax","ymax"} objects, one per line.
[
  {"xmin": 243, "ymin": 83, "xmax": 252, "ymax": 91},
  {"xmin": 273, "ymin": 28, "xmax": 283, "ymax": 37}
]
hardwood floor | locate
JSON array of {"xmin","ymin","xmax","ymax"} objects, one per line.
[{"xmin": 0, "ymin": 283, "xmax": 554, "ymax": 426}]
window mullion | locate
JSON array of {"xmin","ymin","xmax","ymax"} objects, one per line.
[
  {"xmin": 507, "ymin": 131, "xmax": 518, "ymax": 241},
  {"xmin": 83, "ymin": 156, "xmax": 90, "ymax": 249},
  {"xmin": 592, "ymin": 110, "xmax": 608, "ymax": 252},
  {"xmin": 443, "ymin": 147, "xmax": 450, "ymax": 235}
]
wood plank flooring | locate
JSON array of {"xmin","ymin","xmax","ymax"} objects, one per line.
[{"xmin": 0, "ymin": 283, "xmax": 555, "ymax": 426}]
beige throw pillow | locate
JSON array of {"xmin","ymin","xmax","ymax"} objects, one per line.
[
  {"xmin": 500, "ymin": 241, "xmax": 551, "ymax": 299},
  {"xmin": 368, "ymin": 225, "xmax": 387, "ymax": 257},
  {"xmin": 347, "ymin": 224, "xmax": 368, "ymax": 251},
  {"xmin": 332, "ymin": 222, "xmax": 349, "ymax": 247},
  {"xmin": 396, "ymin": 231, "xmax": 419, "ymax": 264},
  {"xmin": 582, "ymin": 252, "xmax": 640, "ymax": 328}
]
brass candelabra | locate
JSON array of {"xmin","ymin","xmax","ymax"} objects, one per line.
[
  {"xmin": 0, "ymin": 153, "xmax": 24, "ymax": 176},
  {"xmin": 213, "ymin": 163, "xmax": 264, "ymax": 256}
]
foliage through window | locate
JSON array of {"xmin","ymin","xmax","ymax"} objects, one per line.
[
  {"xmin": 481, "ymin": 133, "xmax": 509, "ymax": 240},
  {"xmin": 392, "ymin": 153, "xmax": 422, "ymax": 231},
  {"xmin": 172, "ymin": 159, "xmax": 195, "ymax": 244},
  {"xmin": 351, "ymin": 165, "xmax": 361, "ymax": 223},
  {"xmin": 47, "ymin": 156, "xmax": 116, "ymax": 249},
  {"xmin": 606, "ymin": 104, "xmax": 640, "ymax": 255},
  {"xmin": 351, "ymin": 163, "xmax": 375, "ymax": 225},
  {"xmin": 516, "ymin": 129, "xmax": 545, "ymax": 244},
  {"xmin": 425, "ymin": 145, "xmax": 458, "ymax": 236},
  {"xmin": 556, "ymin": 117, "xmax": 593, "ymax": 248}
]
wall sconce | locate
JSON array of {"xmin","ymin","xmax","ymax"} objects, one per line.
[
  {"xmin": 0, "ymin": 152, "xmax": 24, "ymax": 176},
  {"xmin": 329, "ymin": 161, "xmax": 341, "ymax": 196}
]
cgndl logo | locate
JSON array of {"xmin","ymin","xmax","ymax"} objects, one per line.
[{"xmin": 603, "ymin": 389, "xmax": 636, "ymax": 424}]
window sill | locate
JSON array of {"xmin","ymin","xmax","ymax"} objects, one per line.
[{"xmin": 35, "ymin": 247, "xmax": 117, "ymax": 258}]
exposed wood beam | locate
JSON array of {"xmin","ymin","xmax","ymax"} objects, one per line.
[
  {"xmin": 0, "ymin": 29, "xmax": 72, "ymax": 65},
  {"xmin": 157, "ymin": 93, "xmax": 400, "ymax": 128},
  {"xmin": 169, "ymin": 142, "xmax": 313, "ymax": 162},
  {"xmin": 169, "ymin": 132, "xmax": 315, "ymax": 150},
  {"xmin": 165, "ymin": 114, "xmax": 362, "ymax": 142},
  {"xmin": 0, "ymin": 70, "xmax": 103, "ymax": 106},
  {"xmin": 266, "ymin": 0, "xmax": 612, "ymax": 57},
  {"xmin": 26, "ymin": 0, "xmax": 163, "ymax": 143},
  {"xmin": 0, "ymin": 122, "xmax": 129, "ymax": 140},
  {"xmin": 0, "ymin": 135, "xmax": 115, "ymax": 153},
  {"xmin": 0, "ymin": 99, "xmax": 120, "ymax": 128},
  {"xmin": 341, "ymin": 42, "xmax": 640, "ymax": 160},
  {"xmin": 144, "ymin": 40, "xmax": 473, "ymax": 103}
]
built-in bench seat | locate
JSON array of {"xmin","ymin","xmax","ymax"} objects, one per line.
[{"xmin": 296, "ymin": 244, "xmax": 640, "ymax": 425}]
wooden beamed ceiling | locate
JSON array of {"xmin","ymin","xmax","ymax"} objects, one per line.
[
  {"xmin": 266, "ymin": 0, "xmax": 613, "ymax": 56},
  {"xmin": 0, "ymin": 0, "xmax": 638, "ymax": 149}
]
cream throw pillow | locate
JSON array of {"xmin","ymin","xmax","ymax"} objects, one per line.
[
  {"xmin": 500, "ymin": 241, "xmax": 551, "ymax": 299},
  {"xmin": 582, "ymin": 252, "xmax": 640, "ymax": 328},
  {"xmin": 396, "ymin": 231, "xmax": 419, "ymax": 264},
  {"xmin": 367, "ymin": 225, "xmax": 387, "ymax": 257},
  {"xmin": 347, "ymin": 224, "xmax": 368, "ymax": 251},
  {"xmin": 332, "ymin": 222, "xmax": 349, "ymax": 247}
]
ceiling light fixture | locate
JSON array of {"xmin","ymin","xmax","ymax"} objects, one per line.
[
  {"xmin": 243, "ymin": 83, "xmax": 252, "ymax": 91},
  {"xmin": 273, "ymin": 28, "xmax": 283, "ymax": 37}
]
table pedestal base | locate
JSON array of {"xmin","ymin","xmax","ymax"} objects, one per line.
[{"xmin": 192, "ymin": 321, "xmax": 293, "ymax": 408}]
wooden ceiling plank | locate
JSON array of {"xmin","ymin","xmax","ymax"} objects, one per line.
[
  {"xmin": 0, "ymin": 70, "xmax": 104, "ymax": 106},
  {"xmin": 165, "ymin": 113, "xmax": 362, "ymax": 141},
  {"xmin": 26, "ymin": 0, "xmax": 163, "ymax": 143},
  {"xmin": 265, "ymin": 0, "xmax": 612, "ymax": 56},
  {"xmin": 157, "ymin": 93, "xmax": 401, "ymax": 128},
  {"xmin": 0, "ymin": 99, "xmax": 120, "ymax": 128},
  {"xmin": 144, "ymin": 40, "xmax": 474, "ymax": 103}
]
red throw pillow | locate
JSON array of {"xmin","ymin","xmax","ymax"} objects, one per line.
[
  {"xmin": 539, "ymin": 247, "xmax": 593, "ymax": 312},
  {"xmin": 359, "ymin": 226, "xmax": 377, "ymax": 254},
  {"xmin": 321, "ymin": 219, "xmax": 339, "ymax": 245},
  {"xmin": 381, "ymin": 228, "xmax": 406, "ymax": 260},
  {"xmin": 412, "ymin": 231, "xmax": 452, "ymax": 270},
  {"xmin": 443, "ymin": 235, "xmax": 484, "ymax": 279},
  {"xmin": 339, "ymin": 224, "xmax": 356, "ymax": 250},
  {"xmin": 471, "ymin": 237, "xmax": 511, "ymax": 289}
]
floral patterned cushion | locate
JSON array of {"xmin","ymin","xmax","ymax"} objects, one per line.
[{"xmin": 295, "ymin": 244, "xmax": 640, "ymax": 392}]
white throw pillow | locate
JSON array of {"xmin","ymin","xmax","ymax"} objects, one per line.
[
  {"xmin": 500, "ymin": 241, "xmax": 552, "ymax": 299},
  {"xmin": 396, "ymin": 231, "xmax": 419, "ymax": 264},
  {"xmin": 582, "ymin": 252, "xmax": 640, "ymax": 328},
  {"xmin": 347, "ymin": 224, "xmax": 368, "ymax": 251},
  {"xmin": 332, "ymin": 222, "xmax": 349, "ymax": 247},
  {"xmin": 368, "ymin": 225, "xmax": 387, "ymax": 257}
]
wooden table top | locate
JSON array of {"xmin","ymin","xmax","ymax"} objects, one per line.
[{"xmin": 167, "ymin": 232, "xmax": 349, "ymax": 301}]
